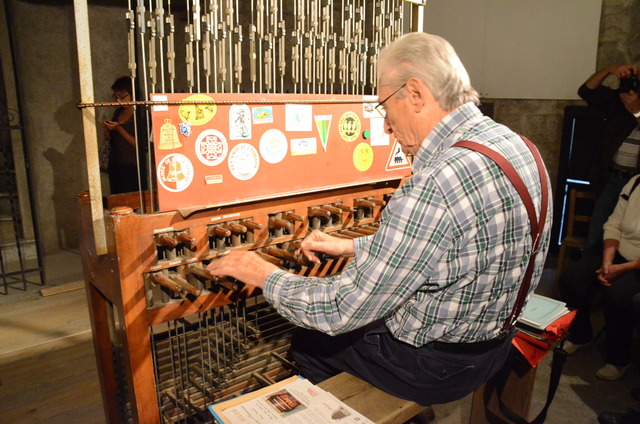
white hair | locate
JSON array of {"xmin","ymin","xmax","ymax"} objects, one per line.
[{"xmin": 378, "ymin": 32, "xmax": 480, "ymax": 110}]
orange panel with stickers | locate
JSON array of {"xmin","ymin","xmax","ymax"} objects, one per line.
[{"xmin": 150, "ymin": 93, "xmax": 412, "ymax": 212}]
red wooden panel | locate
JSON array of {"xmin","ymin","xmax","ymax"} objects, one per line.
[{"xmin": 150, "ymin": 93, "xmax": 412, "ymax": 212}]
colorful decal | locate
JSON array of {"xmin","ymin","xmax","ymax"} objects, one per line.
[
  {"xmin": 362, "ymin": 95, "xmax": 378, "ymax": 118},
  {"xmin": 179, "ymin": 121, "xmax": 192, "ymax": 137},
  {"xmin": 290, "ymin": 138, "xmax": 317, "ymax": 156},
  {"xmin": 338, "ymin": 111, "xmax": 361, "ymax": 142},
  {"xmin": 229, "ymin": 104, "xmax": 251, "ymax": 140},
  {"xmin": 369, "ymin": 117, "xmax": 390, "ymax": 146},
  {"xmin": 228, "ymin": 143, "xmax": 260, "ymax": 181},
  {"xmin": 157, "ymin": 153, "xmax": 194, "ymax": 192},
  {"xmin": 259, "ymin": 129, "xmax": 288, "ymax": 164},
  {"xmin": 286, "ymin": 104, "xmax": 312, "ymax": 131},
  {"xmin": 314, "ymin": 115, "xmax": 332, "ymax": 152},
  {"xmin": 152, "ymin": 94, "xmax": 168, "ymax": 112},
  {"xmin": 252, "ymin": 106, "xmax": 274, "ymax": 124},
  {"xmin": 195, "ymin": 129, "xmax": 228, "ymax": 166},
  {"xmin": 157, "ymin": 119, "xmax": 183, "ymax": 150},
  {"xmin": 178, "ymin": 94, "xmax": 216, "ymax": 126},
  {"xmin": 353, "ymin": 142, "xmax": 374, "ymax": 172},
  {"xmin": 205, "ymin": 175, "xmax": 224, "ymax": 185},
  {"xmin": 385, "ymin": 139, "xmax": 411, "ymax": 171}
]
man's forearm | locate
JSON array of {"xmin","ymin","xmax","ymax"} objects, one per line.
[{"xmin": 585, "ymin": 65, "xmax": 618, "ymax": 90}]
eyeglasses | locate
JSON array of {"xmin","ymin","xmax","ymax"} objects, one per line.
[{"xmin": 375, "ymin": 83, "xmax": 406, "ymax": 118}]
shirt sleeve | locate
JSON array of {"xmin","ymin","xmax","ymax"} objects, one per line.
[
  {"xmin": 262, "ymin": 176, "xmax": 455, "ymax": 335},
  {"xmin": 577, "ymin": 83, "xmax": 623, "ymax": 117},
  {"xmin": 602, "ymin": 178, "xmax": 636, "ymax": 241}
]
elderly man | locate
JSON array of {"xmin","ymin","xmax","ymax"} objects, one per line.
[{"xmin": 207, "ymin": 32, "xmax": 552, "ymax": 406}]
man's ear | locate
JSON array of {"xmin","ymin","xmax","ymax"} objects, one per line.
[{"xmin": 405, "ymin": 78, "xmax": 429, "ymax": 112}]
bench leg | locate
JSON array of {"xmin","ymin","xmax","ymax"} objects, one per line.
[{"xmin": 469, "ymin": 357, "xmax": 536, "ymax": 424}]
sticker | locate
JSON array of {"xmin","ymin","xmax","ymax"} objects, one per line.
[
  {"xmin": 178, "ymin": 94, "xmax": 216, "ymax": 126},
  {"xmin": 157, "ymin": 119, "xmax": 182, "ymax": 150},
  {"xmin": 286, "ymin": 104, "xmax": 312, "ymax": 131},
  {"xmin": 385, "ymin": 139, "xmax": 411, "ymax": 171},
  {"xmin": 179, "ymin": 121, "xmax": 192, "ymax": 137},
  {"xmin": 369, "ymin": 117, "xmax": 389, "ymax": 146},
  {"xmin": 314, "ymin": 115, "xmax": 332, "ymax": 152},
  {"xmin": 229, "ymin": 104, "xmax": 251, "ymax": 140},
  {"xmin": 260, "ymin": 129, "xmax": 288, "ymax": 164},
  {"xmin": 353, "ymin": 142, "xmax": 374, "ymax": 172},
  {"xmin": 362, "ymin": 95, "xmax": 378, "ymax": 118},
  {"xmin": 157, "ymin": 153, "xmax": 194, "ymax": 192},
  {"xmin": 290, "ymin": 138, "xmax": 317, "ymax": 156},
  {"xmin": 195, "ymin": 129, "xmax": 228, "ymax": 166},
  {"xmin": 253, "ymin": 106, "xmax": 274, "ymax": 124},
  {"xmin": 228, "ymin": 143, "xmax": 260, "ymax": 180},
  {"xmin": 152, "ymin": 94, "xmax": 168, "ymax": 111},
  {"xmin": 205, "ymin": 175, "xmax": 223, "ymax": 185},
  {"xmin": 338, "ymin": 111, "xmax": 361, "ymax": 142}
]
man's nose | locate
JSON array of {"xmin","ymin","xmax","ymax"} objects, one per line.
[{"xmin": 383, "ymin": 118, "xmax": 393, "ymax": 135}]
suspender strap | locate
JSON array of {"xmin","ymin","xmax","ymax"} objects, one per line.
[{"xmin": 453, "ymin": 136, "xmax": 549, "ymax": 330}]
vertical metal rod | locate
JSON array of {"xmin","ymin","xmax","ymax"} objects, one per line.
[
  {"xmin": 155, "ymin": 0, "xmax": 166, "ymax": 92},
  {"xmin": 213, "ymin": 309, "xmax": 222, "ymax": 381},
  {"xmin": 193, "ymin": 0, "xmax": 202, "ymax": 92}
]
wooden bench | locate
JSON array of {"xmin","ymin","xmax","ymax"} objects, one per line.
[
  {"xmin": 317, "ymin": 357, "xmax": 536, "ymax": 424},
  {"xmin": 317, "ymin": 372, "xmax": 434, "ymax": 424}
]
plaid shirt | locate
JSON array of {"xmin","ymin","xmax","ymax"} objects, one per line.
[{"xmin": 264, "ymin": 103, "xmax": 552, "ymax": 346}]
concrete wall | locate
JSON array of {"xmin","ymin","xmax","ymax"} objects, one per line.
[
  {"xmin": 4, "ymin": 0, "xmax": 638, "ymax": 255},
  {"xmin": 7, "ymin": 0, "xmax": 127, "ymax": 253}
]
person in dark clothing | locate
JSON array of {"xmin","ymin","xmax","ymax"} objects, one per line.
[
  {"xmin": 101, "ymin": 76, "xmax": 147, "ymax": 194},
  {"xmin": 578, "ymin": 64, "xmax": 640, "ymax": 250}
]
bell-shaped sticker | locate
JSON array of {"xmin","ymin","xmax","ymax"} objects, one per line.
[
  {"xmin": 165, "ymin": 158, "xmax": 185, "ymax": 182},
  {"xmin": 158, "ymin": 118, "xmax": 182, "ymax": 150}
]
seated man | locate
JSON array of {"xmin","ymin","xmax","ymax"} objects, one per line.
[
  {"xmin": 560, "ymin": 174, "xmax": 640, "ymax": 380},
  {"xmin": 207, "ymin": 32, "xmax": 552, "ymax": 406}
]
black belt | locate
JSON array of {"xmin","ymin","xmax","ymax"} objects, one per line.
[{"xmin": 430, "ymin": 332, "xmax": 508, "ymax": 355}]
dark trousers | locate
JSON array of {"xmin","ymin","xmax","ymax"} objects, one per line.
[
  {"xmin": 559, "ymin": 248, "xmax": 640, "ymax": 366},
  {"xmin": 108, "ymin": 164, "xmax": 145, "ymax": 195},
  {"xmin": 289, "ymin": 320, "xmax": 516, "ymax": 406}
]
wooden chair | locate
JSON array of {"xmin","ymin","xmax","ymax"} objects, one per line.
[{"xmin": 555, "ymin": 189, "xmax": 596, "ymax": 281}]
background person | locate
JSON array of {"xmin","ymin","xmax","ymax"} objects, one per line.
[
  {"xmin": 578, "ymin": 64, "xmax": 640, "ymax": 250},
  {"xmin": 560, "ymin": 174, "xmax": 640, "ymax": 380},
  {"xmin": 101, "ymin": 76, "xmax": 147, "ymax": 194}
]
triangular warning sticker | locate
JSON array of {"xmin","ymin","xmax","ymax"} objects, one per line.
[{"xmin": 386, "ymin": 139, "xmax": 411, "ymax": 171}]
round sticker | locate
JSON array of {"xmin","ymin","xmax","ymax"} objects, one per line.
[
  {"xmin": 157, "ymin": 153, "xmax": 195, "ymax": 192},
  {"xmin": 228, "ymin": 143, "xmax": 260, "ymax": 181},
  {"xmin": 259, "ymin": 129, "xmax": 288, "ymax": 164},
  {"xmin": 338, "ymin": 111, "xmax": 361, "ymax": 142},
  {"xmin": 195, "ymin": 129, "xmax": 228, "ymax": 166},
  {"xmin": 178, "ymin": 94, "xmax": 217, "ymax": 126},
  {"xmin": 353, "ymin": 142, "xmax": 374, "ymax": 172}
]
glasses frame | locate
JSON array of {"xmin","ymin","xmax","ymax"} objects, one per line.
[{"xmin": 375, "ymin": 82, "xmax": 407, "ymax": 118}]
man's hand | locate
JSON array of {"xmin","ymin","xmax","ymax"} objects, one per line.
[
  {"xmin": 206, "ymin": 251, "xmax": 280, "ymax": 289},
  {"xmin": 612, "ymin": 64, "xmax": 639, "ymax": 80},
  {"xmin": 596, "ymin": 263, "xmax": 628, "ymax": 286},
  {"xmin": 297, "ymin": 230, "xmax": 355, "ymax": 264},
  {"xmin": 620, "ymin": 90, "xmax": 640, "ymax": 116},
  {"xmin": 102, "ymin": 120, "xmax": 120, "ymax": 132}
]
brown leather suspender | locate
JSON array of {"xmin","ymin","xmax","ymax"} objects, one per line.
[{"xmin": 453, "ymin": 136, "xmax": 549, "ymax": 330}]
